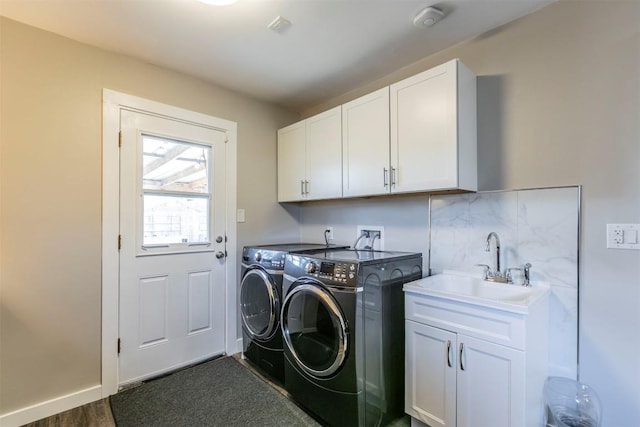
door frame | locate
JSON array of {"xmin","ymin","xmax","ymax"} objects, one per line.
[{"xmin": 101, "ymin": 89, "xmax": 238, "ymax": 397}]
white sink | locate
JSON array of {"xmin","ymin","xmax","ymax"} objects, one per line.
[{"xmin": 403, "ymin": 271, "xmax": 550, "ymax": 314}]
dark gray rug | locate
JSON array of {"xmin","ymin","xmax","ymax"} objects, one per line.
[{"xmin": 110, "ymin": 356, "xmax": 320, "ymax": 427}]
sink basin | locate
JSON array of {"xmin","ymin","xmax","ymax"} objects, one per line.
[{"xmin": 403, "ymin": 271, "xmax": 549, "ymax": 314}]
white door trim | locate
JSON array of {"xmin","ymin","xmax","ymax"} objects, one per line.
[{"xmin": 101, "ymin": 89, "xmax": 238, "ymax": 397}]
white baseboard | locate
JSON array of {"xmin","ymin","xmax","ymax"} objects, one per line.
[{"xmin": 0, "ymin": 385, "xmax": 102, "ymax": 427}]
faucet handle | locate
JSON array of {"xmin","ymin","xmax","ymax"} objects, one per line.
[
  {"xmin": 506, "ymin": 267, "xmax": 523, "ymax": 284},
  {"xmin": 475, "ymin": 264, "xmax": 490, "ymax": 279},
  {"xmin": 523, "ymin": 263, "xmax": 532, "ymax": 287}
]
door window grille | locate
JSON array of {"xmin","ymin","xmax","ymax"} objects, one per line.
[{"xmin": 141, "ymin": 134, "xmax": 212, "ymax": 247}]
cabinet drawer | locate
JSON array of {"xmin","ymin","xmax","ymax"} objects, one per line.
[{"xmin": 405, "ymin": 292, "xmax": 526, "ymax": 350}]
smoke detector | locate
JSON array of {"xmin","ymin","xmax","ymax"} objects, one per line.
[{"xmin": 413, "ymin": 6, "xmax": 445, "ymax": 28}]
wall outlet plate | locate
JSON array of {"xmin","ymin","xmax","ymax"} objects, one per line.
[
  {"xmin": 607, "ymin": 224, "xmax": 640, "ymax": 249},
  {"xmin": 324, "ymin": 227, "xmax": 334, "ymax": 241},
  {"xmin": 356, "ymin": 225, "xmax": 385, "ymax": 250}
]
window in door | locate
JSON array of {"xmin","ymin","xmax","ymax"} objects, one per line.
[{"xmin": 139, "ymin": 134, "xmax": 212, "ymax": 253}]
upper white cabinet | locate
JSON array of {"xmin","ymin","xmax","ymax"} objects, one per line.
[
  {"xmin": 342, "ymin": 87, "xmax": 390, "ymax": 197},
  {"xmin": 277, "ymin": 121, "xmax": 306, "ymax": 202},
  {"xmin": 277, "ymin": 58, "xmax": 477, "ymax": 202},
  {"xmin": 277, "ymin": 106, "xmax": 342, "ymax": 202},
  {"xmin": 390, "ymin": 59, "xmax": 477, "ymax": 194}
]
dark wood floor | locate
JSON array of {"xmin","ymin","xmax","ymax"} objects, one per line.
[{"xmin": 22, "ymin": 398, "xmax": 115, "ymax": 427}]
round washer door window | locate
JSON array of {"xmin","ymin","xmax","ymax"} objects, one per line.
[
  {"xmin": 240, "ymin": 268, "xmax": 279, "ymax": 340},
  {"xmin": 281, "ymin": 281, "xmax": 348, "ymax": 378}
]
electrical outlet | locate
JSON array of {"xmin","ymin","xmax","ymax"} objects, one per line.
[
  {"xmin": 324, "ymin": 227, "xmax": 334, "ymax": 241},
  {"xmin": 607, "ymin": 224, "xmax": 640, "ymax": 249},
  {"xmin": 613, "ymin": 229, "xmax": 624, "ymax": 244}
]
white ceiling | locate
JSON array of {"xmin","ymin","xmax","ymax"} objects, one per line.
[{"xmin": 0, "ymin": 0, "xmax": 553, "ymax": 111}]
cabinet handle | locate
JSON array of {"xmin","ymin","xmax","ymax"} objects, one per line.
[
  {"xmin": 447, "ymin": 340, "xmax": 452, "ymax": 367},
  {"xmin": 305, "ymin": 180, "xmax": 309, "ymax": 195},
  {"xmin": 459, "ymin": 342, "xmax": 465, "ymax": 371},
  {"xmin": 383, "ymin": 168, "xmax": 389, "ymax": 187},
  {"xmin": 391, "ymin": 166, "xmax": 397, "ymax": 187},
  {"xmin": 300, "ymin": 180, "xmax": 305, "ymax": 196}
]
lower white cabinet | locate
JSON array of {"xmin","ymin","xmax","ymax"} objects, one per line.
[
  {"xmin": 405, "ymin": 292, "xmax": 548, "ymax": 427},
  {"xmin": 405, "ymin": 321, "xmax": 457, "ymax": 427}
]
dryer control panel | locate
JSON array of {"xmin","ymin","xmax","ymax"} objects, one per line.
[{"xmin": 304, "ymin": 261, "xmax": 358, "ymax": 287}]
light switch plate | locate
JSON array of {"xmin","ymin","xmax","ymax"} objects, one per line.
[
  {"xmin": 606, "ymin": 224, "xmax": 640, "ymax": 249},
  {"xmin": 237, "ymin": 209, "xmax": 246, "ymax": 223}
]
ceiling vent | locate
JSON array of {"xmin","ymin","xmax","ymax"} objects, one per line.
[
  {"xmin": 268, "ymin": 16, "xmax": 292, "ymax": 33},
  {"xmin": 413, "ymin": 6, "xmax": 445, "ymax": 28}
]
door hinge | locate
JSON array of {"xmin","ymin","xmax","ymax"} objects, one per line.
[
  {"xmin": 117, "ymin": 338, "xmax": 121, "ymax": 354},
  {"xmin": 118, "ymin": 131, "xmax": 122, "ymax": 148},
  {"xmin": 118, "ymin": 234, "xmax": 122, "ymax": 251}
]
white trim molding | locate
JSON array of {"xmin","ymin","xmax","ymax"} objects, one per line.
[
  {"xmin": 0, "ymin": 386, "xmax": 102, "ymax": 427},
  {"xmin": 101, "ymin": 89, "xmax": 238, "ymax": 397}
]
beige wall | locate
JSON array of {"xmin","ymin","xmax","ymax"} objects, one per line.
[
  {"xmin": 0, "ymin": 17, "xmax": 299, "ymax": 414},
  {"xmin": 2, "ymin": 1, "xmax": 639, "ymax": 425},
  {"xmin": 300, "ymin": 1, "xmax": 640, "ymax": 425}
]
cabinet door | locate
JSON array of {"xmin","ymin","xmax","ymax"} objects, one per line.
[
  {"xmin": 390, "ymin": 60, "xmax": 459, "ymax": 193},
  {"xmin": 405, "ymin": 320, "xmax": 456, "ymax": 427},
  {"xmin": 342, "ymin": 87, "xmax": 390, "ymax": 197},
  {"xmin": 305, "ymin": 106, "xmax": 342, "ymax": 200},
  {"xmin": 277, "ymin": 121, "xmax": 306, "ymax": 202},
  {"xmin": 456, "ymin": 334, "xmax": 525, "ymax": 427}
]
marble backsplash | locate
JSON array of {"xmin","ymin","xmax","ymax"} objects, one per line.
[{"xmin": 429, "ymin": 186, "xmax": 580, "ymax": 379}]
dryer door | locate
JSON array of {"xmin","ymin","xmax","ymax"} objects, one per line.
[
  {"xmin": 281, "ymin": 279, "xmax": 349, "ymax": 378},
  {"xmin": 240, "ymin": 267, "xmax": 279, "ymax": 340}
]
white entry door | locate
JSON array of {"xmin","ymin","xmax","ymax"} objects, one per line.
[{"xmin": 118, "ymin": 109, "xmax": 227, "ymax": 385}]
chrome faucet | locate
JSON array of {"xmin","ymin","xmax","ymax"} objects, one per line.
[{"xmin": 484, "ymin": 232, "xmax": 508, "ymax": 283}]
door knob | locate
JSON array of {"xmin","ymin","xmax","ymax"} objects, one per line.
[
  {"xmin": 215, "ymin": 236, "xmax": 224, "ymax": 243},
  {"xmin": 216, "ymin": 251, "xmax": 226, "ymax": 259}
]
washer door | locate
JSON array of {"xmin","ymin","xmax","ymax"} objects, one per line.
[
  {"xmin": 281, "ymin": 280, "xmax": 348, "ymax": 378},
  {"xmin": 240, "ymin": 267, "xmax": 279, "ymax": 340}
]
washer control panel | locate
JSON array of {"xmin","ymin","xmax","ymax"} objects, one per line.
[
  {"xmin": 242, "ymin": 248, "xmax": 285, "ymax": 269},
  {"xmin": 257, "ymin": 251, "xmax": 286, "ymax": 269}
]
